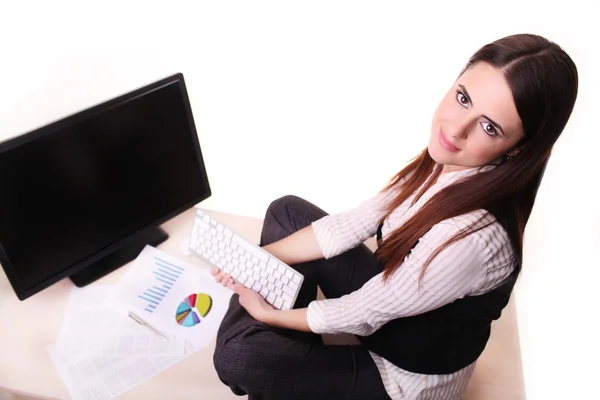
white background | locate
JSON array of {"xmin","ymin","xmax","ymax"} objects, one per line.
[{"xmin": 1, "ymin": 1, "xmax": 598, "ymax": 398}]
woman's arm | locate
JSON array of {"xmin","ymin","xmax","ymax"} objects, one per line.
[
  {"xmin": 263, "ymin": 308, "xmax": 311, "ymax": 332},
  {"xmin": 264, "ymin": 187, "xmax": 398, "ymax": 265},
  {"xmin": 262, "ymin": 225, "xmax": 324, "ymax": 265},
  {"xmin": 305, "ymin": 222, "xmax": 491, "ymax": 336}
]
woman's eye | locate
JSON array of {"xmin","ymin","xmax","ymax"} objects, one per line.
[
  {"xmin": 456, "ymin": 91, "xmax": 469, "ymax": 107},
  {"xmin": 481, "ymin": 122, "xmax": 497, "ymax": 136}
]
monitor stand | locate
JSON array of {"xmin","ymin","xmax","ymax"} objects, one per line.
[{"xmin": 69, "ymin": 227, "xmax": 169, "ymax": 287}]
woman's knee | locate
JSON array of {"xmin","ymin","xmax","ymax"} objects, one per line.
[
  {"xmin": 265, "ymin": 195, "xmax": 327, "ymax": 229},
  {"xmin": 266, "ymin": 195, "xmax": 304, "ymax": 219},
  {"xmin": 213, "ymin": 324, "xmax": 272, "ymax": 389},
  {"xmin": 261, "ymin": 195, "xmax": 306, "ymax": 246}
]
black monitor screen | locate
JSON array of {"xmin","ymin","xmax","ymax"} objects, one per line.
[{"xmin": 0, "ymin": 74, "xmax": 211, "ymax": 299}]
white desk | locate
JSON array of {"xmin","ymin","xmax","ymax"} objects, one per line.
[{"xmin": 0, "ymin": 207, "xmax": 526, "ymax": 400}]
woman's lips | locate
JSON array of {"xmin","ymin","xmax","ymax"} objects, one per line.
[{"xmin": 439, "ymin": 130, "xmax": 460, "ymax": 152}]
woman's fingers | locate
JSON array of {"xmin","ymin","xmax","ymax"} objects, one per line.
[
  {"xmin": 211, "ymin": 267, "xmax": 234, "ymax": 286},
  {"xmin": 211, "ymin": 267, "xmax": 240, "ymax": 288}
]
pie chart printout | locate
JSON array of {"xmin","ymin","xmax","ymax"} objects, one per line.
[{"xmin": 175, "ymin": 293, "xmax": 212, "ymax": 327}]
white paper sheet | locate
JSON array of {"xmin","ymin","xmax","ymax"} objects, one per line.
[{"xmin": 56, "ymin": 285, "xmax": 185, "ymax": 358}]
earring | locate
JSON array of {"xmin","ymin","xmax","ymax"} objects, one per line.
[{"xmin": 506, "ymin": 154, "xmax": 513, "ymax": 161}]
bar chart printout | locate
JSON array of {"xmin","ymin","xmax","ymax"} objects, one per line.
[
  {"xmin": 103, "ymin": 245, "xmax": 199, "ymax": 320},
  {"xmin": 138, "ymin": 256, "xmax": 184, "ymax": 314}
]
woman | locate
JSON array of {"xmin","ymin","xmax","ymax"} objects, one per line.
[{"xmin": 211, "ymin": 33, "xmax": 579, "ymax": 400}]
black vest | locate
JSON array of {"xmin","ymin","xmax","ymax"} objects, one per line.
[{"xmin": 357, "ymin": 205, "xmax": 520, "ymax": 375}]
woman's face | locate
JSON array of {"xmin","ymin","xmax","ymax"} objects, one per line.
[{"xmin": 428, "ymin": 62, "xmax": 525, "ymax": 173}]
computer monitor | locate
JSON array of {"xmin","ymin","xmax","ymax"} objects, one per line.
[{"xmin": 0, "ymin": 73, "xmax": 211, "ymax": 301}]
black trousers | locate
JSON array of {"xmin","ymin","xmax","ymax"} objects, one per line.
[{"xmin": 213, "ymin": 195, "xmax": 391, "ymax": 400}]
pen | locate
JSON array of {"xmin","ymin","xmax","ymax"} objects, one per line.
[{"xmin": 128, "ymin": 311, "xmax": 170, "ymax": 343}]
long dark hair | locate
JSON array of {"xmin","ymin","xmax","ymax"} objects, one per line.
[{"xmin": 377, "ymin": 34, "xmax": 578, "ymax": 282}]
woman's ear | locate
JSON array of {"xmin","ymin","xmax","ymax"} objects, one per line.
[{"xmin": 507, "ymin": 143, "xmax": 525, "ymax": 158}]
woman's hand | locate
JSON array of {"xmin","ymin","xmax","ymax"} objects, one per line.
[{"xmin": 211, "ymin": 268, "xmax": 275, "ymax": 322}]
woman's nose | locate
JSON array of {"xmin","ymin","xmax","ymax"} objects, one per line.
[{"xmin": 444, "ymin": 121, "xmax": 469, "ymax": 140}]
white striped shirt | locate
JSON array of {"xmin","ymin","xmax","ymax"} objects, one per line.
[{"xmin": 307, "ymin": 163, "xmax": 516, "ymax": 400}]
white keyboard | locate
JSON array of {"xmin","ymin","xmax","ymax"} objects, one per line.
[{"xmin": 188, "ymin": 209, "xmax": 304, "ymax": 310}]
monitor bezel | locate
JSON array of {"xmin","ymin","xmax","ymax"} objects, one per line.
[{"xmin": 0, "ymin": 72, "xmax": 211, "ymax": 301}]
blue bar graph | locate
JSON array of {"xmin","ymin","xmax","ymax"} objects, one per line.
[{"xmin": 138, "ymin": 256, "xmax": 184, "ymax": 313}]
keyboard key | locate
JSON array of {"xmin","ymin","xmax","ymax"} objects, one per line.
[
  {"xmin": 275, "ymin": 298, "xmax": 283, "ymax": 309},
  {"xmin": 283, "ymin": 285, "xmax": 295, "ymax": 297},
  {"xmin": 277, "ymin": 264, "xmax": 286, "ymax": 274}
]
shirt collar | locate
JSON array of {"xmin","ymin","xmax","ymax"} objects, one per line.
[{"xmin": 433, "ymin": 162, "xmax": 497, "ymax": 187}]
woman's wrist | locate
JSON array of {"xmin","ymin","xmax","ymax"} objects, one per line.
[{"xmin": 261, "ymin": 308, "xmax": 279, "ymax": 325}]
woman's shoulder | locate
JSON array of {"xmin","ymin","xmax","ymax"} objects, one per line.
[
  {"xmin": 441, "ymin": 209, "xmax": 517, "ymax": 291},
  {"xmin": 440, "ymin": 209, "xmax": 515, "ymax": 261}
]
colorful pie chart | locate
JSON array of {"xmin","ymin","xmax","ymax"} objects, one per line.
[{"xmin": 175, "ymin": 293, "xmax": 212, "ymax": 327}]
